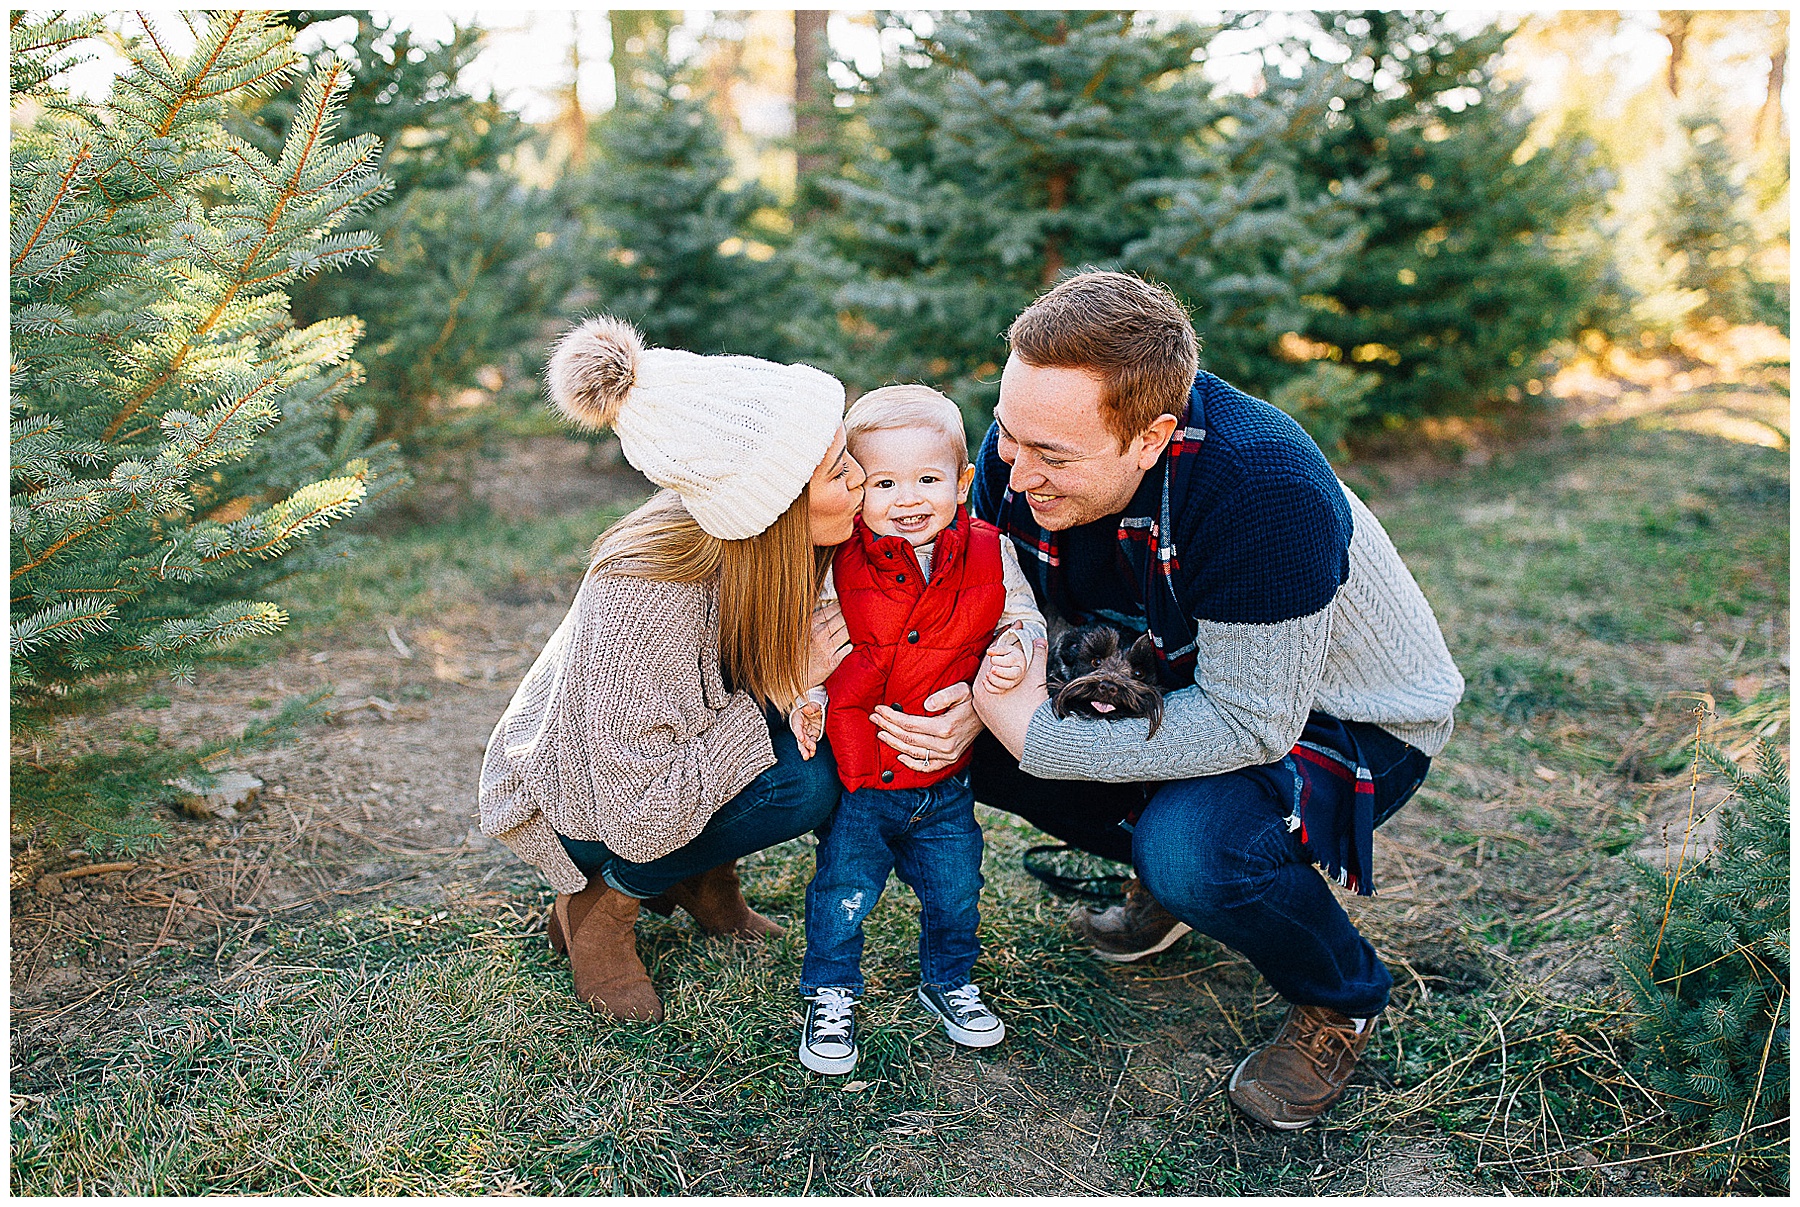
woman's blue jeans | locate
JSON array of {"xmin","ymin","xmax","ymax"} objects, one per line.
[
  {"xmin": 969, "ymin": 720, "xmax": 1430, "ymax": 1018},
  {"xmin": 555, "ymin": 708, "xmax": 841, "ymax": 899}
]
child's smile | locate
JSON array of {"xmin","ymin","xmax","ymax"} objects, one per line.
[{"xmin": 854, "ymin": 427, "xmax": 976, "ymax": 548}]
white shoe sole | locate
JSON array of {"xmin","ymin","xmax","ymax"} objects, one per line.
[
  {"xmin": 798, "ymin": 1040, "xmax": 858, "ymax": 1075},
  {"xmin": 917, "ymin": 989, "xmax": 1006, "ymax": 1048},
  {"xmin": 1227, "ymin": 1052, "xmax": 1321, "ymax": 1130},
  {"xmin": 1089, "ymin": 921, "xmax": 1192, "ymax": 963}
]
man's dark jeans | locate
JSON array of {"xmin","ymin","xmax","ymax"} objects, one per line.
[
  {"xmin": 800, "ymin": 771, "xmax": 985, "ymax": 996},
  {"xmin": 970, "ymin": 721, "xmax": 1430, "ymax": 1017},
  {"xmin": 556, "ymin": 708, "xmax": 840, "ymax": 900}
]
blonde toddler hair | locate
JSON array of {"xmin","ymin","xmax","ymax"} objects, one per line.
[{"xmin": 842, "ymin": 384, "xmax": 969, "ymax": 472}]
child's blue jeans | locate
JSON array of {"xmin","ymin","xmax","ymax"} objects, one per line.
[{"xmin": 800, "ymin": 771, "xmax": 984, "ymax": 995}]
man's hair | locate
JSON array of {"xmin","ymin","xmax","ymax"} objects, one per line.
[
  {"xmin": 843, "ymin": 384, "xmax": 969, "ymax": 472},
  {"xmin": 1006, "ymin": 271, "xmax": 1199, "ymax": 449}
]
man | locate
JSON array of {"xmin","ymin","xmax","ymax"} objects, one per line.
[{"xmin": 867, "ymin": 271, "xmax": 1463, "ymax": 1130}]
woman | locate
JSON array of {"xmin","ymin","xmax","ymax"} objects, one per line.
[{"xmin": 479, "ymin": 316, "xmax": 866, "ymax": 1021}]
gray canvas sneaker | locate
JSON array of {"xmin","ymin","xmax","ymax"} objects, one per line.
[
  {"xmin": 918, "ymin": 983, "xmax": 1006, "ymax": 1047},
  {"xmin": 798, "ymin": 987, "xmax": 859, "ymax": 1075}
]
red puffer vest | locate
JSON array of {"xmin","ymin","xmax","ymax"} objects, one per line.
[{"xmin": 825, "ymin": 507, "xmax": 1006, "ymax": 792}]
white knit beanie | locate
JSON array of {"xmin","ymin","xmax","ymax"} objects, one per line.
[{"xmin": 545, "ymin": 317, "xmax": 845, "ymax": 540}]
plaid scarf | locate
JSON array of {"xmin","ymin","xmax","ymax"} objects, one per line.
[
  {"xmin": 994, "ymin": 391, "xmax": 1210, "ymax": 691},
  {"xmin": 990, "ymin": 376, "xmax": 1381, "ymax": 894}
]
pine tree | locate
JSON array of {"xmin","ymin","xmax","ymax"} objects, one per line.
[
  {"xmin": 10, "ymin": 12, "xmax": 389, "ymax": 846},
  {"xmin": 1657, "ymin": 113, "xmax": 1761, "ymax": 328},
  {"xmin": 569, "ymin": 48, "xmax": 795, "ymax": 361},
  {"xmin": 1121, "ymin": 58, "xmax": 1373, "ymax": 400},
  {"xmin": 241, "ymin": 13, "xmax": 574, "ymax": 448},
  {"xmin": 804, "ymin": 11, "xmax": 1358, "ymax": 437},
  {"xmin": 1282, "ymin": 11, "xmax": 1612, "ymax": 425},
  {"xmin": 809, "ymin": 11, "xmax": 1215, "ymax": 428},
  {"xmin": 1620, "ymin": 740, "xmax": 1790, "ymax": 1187}
]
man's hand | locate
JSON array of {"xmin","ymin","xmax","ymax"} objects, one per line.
[
  {"xmin": 972, "ymin": 637, "xmax": 1049, "ymax": 760},
  {"xmin": 807, "ymin": 601, "xmax": 851, "ymax": 690},
  {"xmin": 788, "ymin": 700, "xmax": 824, "ymax": 761},
  {"xmin": 870, "ymin": 682, "xmax": 984, "ymax": 773}
]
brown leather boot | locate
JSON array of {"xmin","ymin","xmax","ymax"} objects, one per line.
[
  {"xmin": 560, "ymin": 881, "xmax": 663, "ymax": 1022},
  {"xmin": 659, "ymin": 860, "xmax": 783, "ymax": 939},
  {"xmin": 1227, "ymin": 1004, "xmax": 1377, "ymax": 1129},
  {"xmin": 1068, "ymin": 877, "xmax": 1191, "ymax": 963}
]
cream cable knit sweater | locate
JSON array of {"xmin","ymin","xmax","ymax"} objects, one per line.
[{"xmin": 478, "ymin": 568, "xmax": 775, "ymax": 894}]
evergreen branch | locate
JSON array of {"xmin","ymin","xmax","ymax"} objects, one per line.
[
  {"xmin": 10, "ymin": 142, "xmax": 94, "ymax": 274},
  {"xmin": 100, "ymin": 58, "xmax": 368, "ymax": 443},
  {"xmin": 10, "ymin": 598, "xmax": 117, "ymax": 655},
  {"xmin": 195, "ymin": 371, "xmax": 280, "ymax": 449},
  {"xmin": 148, "ymin": 10, "xmax": 246, "ymax": 138},
  {"xmin": 9, "ymin": 508, "xmax": 126, "ymax": 581},
  {"xmin": 139, "ymin": 15, "xmax": 178, "ymax": 72}
]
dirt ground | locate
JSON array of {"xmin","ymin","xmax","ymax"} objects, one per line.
[
  {"xmin": 9, "ymin": 356, "xmax": 1785, "ymax": 1192},
  {"xmin": 8, "ymin": 437, "xmax": 648, "ymax": 1037}
]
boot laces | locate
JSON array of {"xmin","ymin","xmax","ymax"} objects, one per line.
[
  {"xmin": 1292, "ymin": 1007, "xmax": 1361, "ymax": 1075},
  {"xmin": 808, "ymin": 988, "xmax": 856, "ymax": 1043}
]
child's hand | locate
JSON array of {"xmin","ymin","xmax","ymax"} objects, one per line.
[
  {"xmin": 979, "ymin": 636, "xmax": 1028, "ymax": 694},
  {"xmin": 789, "ymin": 701, "xmax": 824, "ymax": 760}
]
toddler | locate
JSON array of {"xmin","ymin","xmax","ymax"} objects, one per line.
[{"xmin": 789, "ymin": 385, "xmax": 1045, "ymax": 1075}]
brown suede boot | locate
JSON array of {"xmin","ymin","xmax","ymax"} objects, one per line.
[
  {"xmin": 546, "ymin": 878, "xmax": 611, "ymax": 956},
  {"xmin": 1227, "ymin": 1004, "xmax": 1377, "ymax": 1129},
  {"xmin": 559, "ymin": 881, "xmax": 663, "ymax": 1022},
  {"xmin": 1068, "ymin": 877, "xmax": 1192, "ymax": 963},
  {"xmin": 659, "ymin": 860, "xmax": 783, "ymax": 939}
]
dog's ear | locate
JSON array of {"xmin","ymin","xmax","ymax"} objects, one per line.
[
  {"xmin": 1126, "ymin": 631, "xmax": 1159, "ymax": 680},
  {"xmin": 1049, "ymin": 627, "xmax": 1084, "ymax": 676}
]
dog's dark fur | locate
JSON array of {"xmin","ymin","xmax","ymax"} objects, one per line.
[{"xmin": 1045, "ymin": 624, "xmax": 1165, "ymax": 739}]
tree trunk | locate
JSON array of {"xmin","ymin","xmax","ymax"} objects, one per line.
[
  {"xmin": 1041, "ymin": 166, "xmax": 1073, "ymax": 288},
  {"xmin": 557, "ymin": 13, "xmax": 586, "ymax": 167},
  {"xmin": 1757, "ymin": 15, "xmax": 1787, "ymax": 148},
  {"xmin": 1660, "ymin": 11, "xmax": 1690, "ymax": 98},
  {"xmin": 794, "ymin": 10, "xmax": 830, "ymax": 185}
]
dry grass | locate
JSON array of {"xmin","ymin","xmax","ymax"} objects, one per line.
[{"xmin": 10, "ymin": 358, "xmax": 1789, "ymax": 1194}]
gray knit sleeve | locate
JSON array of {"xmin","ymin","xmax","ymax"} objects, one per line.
[{"xmin": 1018, "ymin": 605, "xmax": 1332, "ymax": 782}]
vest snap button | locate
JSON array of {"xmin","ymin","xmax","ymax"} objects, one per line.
[
  {"xmin": 880, "ymin": 770, "xmax": 895, "ymax": 784},
  {"xmin": 907, "ymin": 630, "xmax": 919, "ymax": 643},
  {"xmin": 896, "ymin": 573, "xmax": 906, "ymax": 583}
]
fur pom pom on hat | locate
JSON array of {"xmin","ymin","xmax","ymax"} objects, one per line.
[{"xmin": 546, "ymin": 317, "xmax": 845, "ymax": 540}]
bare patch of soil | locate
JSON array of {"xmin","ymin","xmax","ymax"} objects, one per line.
[{"xmin": 9, "ymin": 593, "xmax": 576, "ymax": 1040}]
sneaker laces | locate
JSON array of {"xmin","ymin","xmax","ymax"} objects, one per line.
[
  {"xmin": 942, "ymin": 984, "xmax": 992, "ymax": 1023},
  {"xmin": 808, "ymin": 988, "xmax": 856, "ymax": 1043}
]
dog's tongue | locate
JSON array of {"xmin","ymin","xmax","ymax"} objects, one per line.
[{"xmin": 1090, "ymin": 702, "xmax": 1116, "ymax": 714}]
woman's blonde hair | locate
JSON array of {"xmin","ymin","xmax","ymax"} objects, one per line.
[{"xmin": 590, "ymin": 488, "xmax": 825, "ymax": 710}]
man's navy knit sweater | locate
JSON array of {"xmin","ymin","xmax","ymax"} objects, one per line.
[{"xmin": 970, "ymin": 370, "xmax": 1463, "ymax": 786}]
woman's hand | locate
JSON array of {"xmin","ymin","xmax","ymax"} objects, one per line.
[
  {"xmin": 807, "ymin": 601, "xmax": 851, "ymax": 690},
  {"xmin": 788, "ymin": 700, "xmax": 824, "ymax": 761},
  {"xmin": 972, "ymin": 637, "xmax": 1050, "ymax": 760},
  {"xmin": 870, "ymin": 682, "xmax": 986, "ymax": 773}
]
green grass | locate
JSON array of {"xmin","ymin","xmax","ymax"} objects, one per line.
[{"xmin": 11, "ymin": 415, "xmax": 1789, "ymax": 1194}]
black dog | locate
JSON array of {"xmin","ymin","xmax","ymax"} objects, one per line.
[{"xmin": 1045, "ymin": 624, "xmax": 1165, "ymax": 739}]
